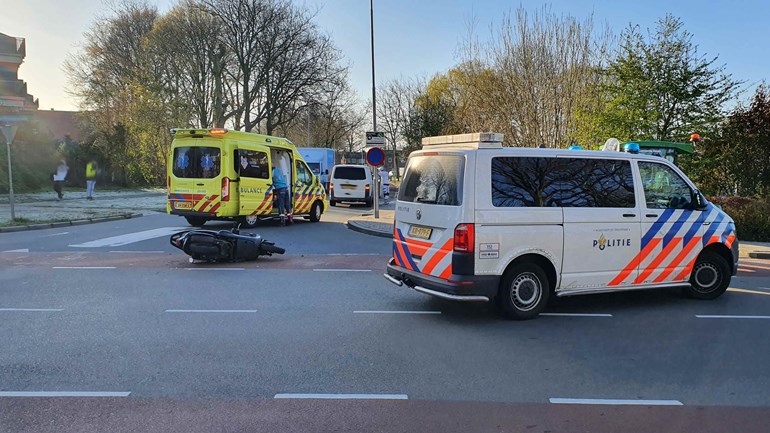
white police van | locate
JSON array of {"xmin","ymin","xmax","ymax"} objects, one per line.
[{"xmin": 384, "ymin": 132, "xmax": 739, "ymax": 320}]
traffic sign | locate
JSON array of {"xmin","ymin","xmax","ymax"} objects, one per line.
[
  {"xmin": 366, "ymin": 131, "xmax": 385, "ymax": 146},
  {"xmin": 366, "ymin": 147, "xmax": 385, "ymax": 167}
]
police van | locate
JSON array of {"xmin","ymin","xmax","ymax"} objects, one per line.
[
  {"xmin": 167, "ymin": 128, "xmax": 327, "ymax": 227},
  {"xmin": 384, "ymin": 132, "xmax": 739, "ymax": 320}
]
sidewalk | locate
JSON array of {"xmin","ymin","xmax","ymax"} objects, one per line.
[{"xmin": 0, "ymin": 188, "xmax": 167, "ymax": 231}]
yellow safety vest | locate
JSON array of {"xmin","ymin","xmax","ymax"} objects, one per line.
[{"xmin": 86, "ymin": 163, "xmax": 96, "ymax": 179}]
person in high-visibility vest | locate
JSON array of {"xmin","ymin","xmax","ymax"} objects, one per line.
[{"xmin": 86, "ymin": 160, "xmax": 98, "ymax": 200}]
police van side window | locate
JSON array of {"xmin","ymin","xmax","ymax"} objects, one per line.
[
  {"xmin": 237, "ymin": 149, "xmax": 269, "ymax": 179},
  {"xmin": 638, "ymin": 161, "xmax": 692, "ymax": 209},
  {"xmin": 398, "ymin": 155, "xmax": 464, "ymax": 206},
  {"xmin": 491, "ymin": 157, "xmax": 635, "ymax": 208}
]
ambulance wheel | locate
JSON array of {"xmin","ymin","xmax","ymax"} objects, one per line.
[
  {"xmin": 241, "ymin": 215, "xmax": 259, "ymax": 228},
  {"xmin": 683, "ymin": 251, "xmax": 730, "ymax": 300},
  {"xmin": 309, "ymin": 201, "xmax": 322, "ymax": 222},
  {"xmin": 498, "ymin": 263, "xmax": 549, "ymax": 320},
  {"xmin": 185, "ymin": 216, "xmax": 207, "ymax": 227}
]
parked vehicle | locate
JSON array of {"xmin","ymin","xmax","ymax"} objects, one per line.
[
  {"xmin": 385, "ymin": 132, "xmax": 739, "ymax": 320},
  {"xmin": 329, "ymin": 164, "xmax": 372, "ymax": 206},
  {"xmin": 298, "ymin": 147, "xmax": 335, "ymax": 177},
  {"xmin": 167, "ymin": 128, "xmax": 327, "ymax": 227},
  {"xmin": 170, "ymin": 225, "xmax": 285, "ymax": 263}
]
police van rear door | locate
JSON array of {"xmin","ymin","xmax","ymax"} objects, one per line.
[{"xmin": 394, "ymin": 152, "xmax": 469, "ymax": 280}]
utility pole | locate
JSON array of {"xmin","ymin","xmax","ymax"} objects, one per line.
[
  {"xmin": 306, "ymin": 99, "xmax": 311, "ymax": 147},
  {"xmin": 370, "ymin": 0, "xmax": 379, "ymax": 218}
]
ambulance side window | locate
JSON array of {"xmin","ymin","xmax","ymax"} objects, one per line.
[
  {"xmin": 237, "ymin": 149, "xmax": 269, "ymax": 179},
  {"xmin": 638, "ymin": 162, "xmax": 692, "ymax": 209}
]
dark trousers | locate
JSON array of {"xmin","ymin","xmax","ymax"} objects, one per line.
[{"xmin": 53, "ymin": 181, "xmax": 64, "ymax": 199}]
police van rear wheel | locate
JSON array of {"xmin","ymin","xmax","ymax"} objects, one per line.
[
  {"xmin": 309, "ymin": 201, "xmax": 322, "ymax": 222},
  {"xmin": 185, "ymin": 216, "xmax": 207, "ymax": 227},
  {"xmin": 498, "ymin": 263, "xmax": 549, "ymax": 320},
  {"xmin": 241, "ymin": 215, "xmax": 259, "ymax": 228},
  {"xmin": 683, "ymin": 251, "xmax": 730, "ymax": 300}
]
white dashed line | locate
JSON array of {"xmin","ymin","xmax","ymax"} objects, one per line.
[
  {"xmin": 0, "ymin": 391, "xmax": 131, "ymax": 397},
  {"xmin": 109, "ymin": 250, "xmax": 166, "ymax": 254},
  {"xmin": 540, "ymin": 313, "xmax": 614, "ymax": 318},
  {"xmin": 549, "ymin": 398, "xmax": 682, "ymax": 406},
  {"xmin": 274, "ymin": 393, "xmax": 408, "ymax": 400},
  {"xmin": 695, "ymin": 315, "xmax": 770, "ymax": 319},
  {"xmin": 52, "ymin": 267, "xmax": 116, "ymax": 269},
  {"xmin": 3, "ymin": 248, "xmax": 29, "ymax": 253},
  {"xmin": 183, "ymin": 268, "xmax": 245, "ymax": 271},
  {"xmin": 353, "ymin": 310, "xmax": 441, "ymax": 315},
  {"xmin": 0, "ymin": 308, "xmax": 63, "ymax": 312},
  {"xmin": 165, "ymin": 309, "xmax": 257, "ymax": 313},
  {"xmin": 313, "ymin": 269, "xmax": 372, "ymax": 272}
]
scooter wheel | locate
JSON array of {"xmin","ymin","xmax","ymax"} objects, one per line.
[{"xmin": 261, "ymin": 244, "xmax": 285, "ymax": 255}]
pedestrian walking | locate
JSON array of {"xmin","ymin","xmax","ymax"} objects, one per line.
[
  {"xmin": 52, "ymin": 160, "xmax": 69, "ymax": 201},
  {"xmin": 86, "ymin": 160, "xmax": 98, "ymax": 200},
  {"xmin": 380, "ymin": 166, "xmax": 390, "ymax": 204},
  {"xmin": 272, "ymin": 165, "xmax": 290, "ymax": 225}
]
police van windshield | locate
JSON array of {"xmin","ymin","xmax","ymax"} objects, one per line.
[
  {"xmin": 399, "ymin": 155, "xmax": 464, "ymax": 206},
  {"xmin": 173, "ymin": 146, "xmax": 221, "ymax": 179}
]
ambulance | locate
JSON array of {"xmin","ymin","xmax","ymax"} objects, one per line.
[
  {"xmin": 167, "ymin": 128, "xmax": 327, "ymax": 227},
  {"xmin": 384, "ymin": 132, "xmax": 739, "ymax": 320}
]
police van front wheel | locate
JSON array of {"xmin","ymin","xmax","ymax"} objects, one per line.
[
  {"xmin": 683, "ymin": 251, "xmax": 730, "ymax": 300},
  {"xmin": 498, "ymin": 263, "xmax": 550, "ymax": 320}
]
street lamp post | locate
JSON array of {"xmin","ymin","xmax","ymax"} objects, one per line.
[
  {"xmin": 1, "ymin": 125, "xmax": 18, "ymax": 220},
  {"xmin": 370, "ymin": 0, "xmax": 380, "ymax": 218}
]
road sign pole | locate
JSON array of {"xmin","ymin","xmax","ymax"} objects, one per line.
[
  {"xmin": 374, "ymin": 168, "xmax": 379, "ymax": 219},
  {"xmin": 1, "ymin": 125, "xmax": 18, "ymax": 221}
]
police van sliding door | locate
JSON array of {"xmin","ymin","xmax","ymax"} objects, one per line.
[
  {"xmin": 559, "ymin": 157, "xmax": 642, "ymax": 290},
  {"xmin": 236, "ymin": 144, "xmax": 272, "ymax": 216}
]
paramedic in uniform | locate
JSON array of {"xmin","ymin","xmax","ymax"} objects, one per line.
[
  {"xmin": 380, "ymin": 166, "xmax": 390, "ymax": 204},
  {"xmin": 272, "ymin": 165, "xmax": 290, "ymax": 225}
]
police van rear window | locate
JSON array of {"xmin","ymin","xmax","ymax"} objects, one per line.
[
  {"xmin": 173, "ymin": 146, "xmax": 221, "ymax": 179},
  {"xmin": 333, "ymin": 167, "xmax": 367, "ymax": 180},
  {"xmin": 398, "ymin": 155, "xmax": 464, "ymax": 206}
]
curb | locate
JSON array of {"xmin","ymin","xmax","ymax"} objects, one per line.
[
  {"xmin": 749, "ymin": 251, "xmax": 770, "ymax": 260},
  {"xmin": 346, "ymin": 220, "xmax": 393, "ymax": 238},
  {"xmin": 0, "ymin": 213, "xmax": 143, "ymax": 233}
]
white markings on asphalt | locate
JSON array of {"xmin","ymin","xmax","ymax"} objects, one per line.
[
  {"xmin": 3, "ymin": 248, "xmax": 29, "ymax": 253},
  {"xmin": 183, "ymin": 268, "xmax": 245, "ymax": 271},
  {"xmin": 69, "ymin": 227, "xmax": 188, "ymax": 248},
  {"xmin": 41, "ymin": 231, "xmax": 70, "ymax": 237},
  {"xmin": 274, "ymin": 393, "xmax": 408, "ymax": 400},
  {"xmin": 354, "ymin": 310, "xmax": 441, "ymax": 315},
  {"xmin": 540, "ymin": 313, "xmax": 614, "ymax": 318},
  {"xmin": 326, "ymin": 253, "xmax": 382, "ymax": 256},
  {"xmin": 549, "ymin": 398, "xmax": 683, "ymax": 406},
  {"xmin": 52, "ymin": 266, "xmax": 116, "ymax": 269},
  {"xmin": 0, "ymin": 391, "xmax": 130, "ymax": 397},
  {"xmin": 727, "ymin": 288, "xmax": 770, "ymax": 296},
  {"xmin": 165, "ymin": 309, "xmax": 257, "ymax": 313},
  {"xmin": 695, "ymin": 315, "xmax": 770, "ymax": 319},
  {"xmin": 313, "ymin": 269, "xmax": 372, "ymax": 272},
  {"xmin": 0, "ymin": 308, "xmax": 63, "ymax": 312},
  {"xmin": 109, "ymin": 250, "xmax": 166, "ymax": 254}
]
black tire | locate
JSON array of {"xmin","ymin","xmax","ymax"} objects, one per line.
[
  {"xmin": 185, "ymin": 216, "xmax": 207, "ymax": 227},
  {"xmin": 309, "ymin": 201, "xmax": 322, "ymax": 222},
  {"xmin": 330, "ymin": 199, "xmax": 336, "ymax": 207},
  {"xmin": 498, "ymin": 262, "xmax": 550, "ymax": 320},
  {"xmin": 260, "ymin": 243, "xmax": 285, "ymax": 255},
  {"xmin": 241, "ymin": 215, "xmax": 259, "ymax": 228},
  {"xmin": 683, "ymin": 250, "xmax": 730, "ymax": 300},
  {"xmin": 365, "ymin": 197, "xmax": 373, "ymax": 207}
]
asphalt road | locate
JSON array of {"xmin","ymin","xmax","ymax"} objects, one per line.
[{"xmin": 1, "ymin": 206, "xmax": 770, "ymax": 432}]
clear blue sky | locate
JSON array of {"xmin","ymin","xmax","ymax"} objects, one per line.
[{"xmin": 3, "ymin": 0, "xmax": 768, "ymax": 111}]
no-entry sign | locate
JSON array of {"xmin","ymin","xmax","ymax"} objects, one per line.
[{"xmin": 366, "ymin": 147, "xmax": 385, "ymax": 167}]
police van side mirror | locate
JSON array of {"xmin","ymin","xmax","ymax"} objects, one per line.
[{"xmin": 692, "ymin": 189, "xmax": 708, "ymax": 211}]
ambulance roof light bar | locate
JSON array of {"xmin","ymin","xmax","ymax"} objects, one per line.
[{"xmin": 422, "ymin": 132, "xmax": 504, "ymax": 149}]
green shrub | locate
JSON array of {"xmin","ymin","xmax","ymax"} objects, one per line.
[{"xmin": 710, "ymin": 196, "xmax": 770, "ymax": 242}]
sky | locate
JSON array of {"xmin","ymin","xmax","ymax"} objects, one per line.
[{"xmin": 3, "ymin": 0, "xmax": 769, "ymax": 112}]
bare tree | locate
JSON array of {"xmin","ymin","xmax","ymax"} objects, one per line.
[{"xmin": 377, "ymin": 78, "xmax": 421, "ymax": 177}]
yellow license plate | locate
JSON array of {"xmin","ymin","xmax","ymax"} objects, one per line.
[
  {"xmin": 174, "ymin": 202, "xmax": 192, "ymax": 210},
  {"xmin": 341, "ymin": 185, "xmax": 356, "ymax": 189},
  {"xmin": 408, "ymin": 225, "xmax": 433, "ymax": 240}
]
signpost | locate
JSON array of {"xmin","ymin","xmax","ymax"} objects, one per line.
[
  {"xmin": 365, "ymin": 134, "xmax": 385, "ymax": 218},
  {"xmin": 1, "ymin": 125, "xmax": 18, "ymax": 220}
]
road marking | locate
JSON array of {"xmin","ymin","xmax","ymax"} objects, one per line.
[
  {"xmin": 165, "ymin": 309, "xmax": 257, "ymax": 313},
  {"xmin": 353, "ymin": 310, "xmax": 441, "ymax": 315},
  {"xmin": 738, "ymin": 268, "xmax": 756, "ymax": 273},
  {"xmin": 41, "ymin": 231, "xmax": 70, "ymax": 237},
  {"xmin": 109, "ymin": 250, "xmax": 166, "ymax": 254},
  {"xmin": 727, "ymin": 288, "xmax": 770, "ymax": 296},
  {"xmin": 549, "ymin": 398, "xmax": 683, "ymax": 406},
  {"xmin": 695, "ymin": 314, "xmax": 770, "ymax": 319},
  {"xmin": 0, "ymin": 308, "xmax": 63, "ymax": 312},
  {"xmin": 183, "ymin": 267, "xmax": 245, "ymax": 271},
  {"xmin": 313, "ymin": 269, "xmax": 372, "ymax": 272},
  {"xmin": 0, "ymin": 391, "xmax": 130, "ymax": 397},
  {"xmin": 326, "ymin": 253, "xmax": 382, "ymax": 256},
  {"xmin": 3, "ymin": 248, "xmax": 29, "ymax": 253},
  {"xmin": 69, "ymin": 227, "xmax": 188, "ymax": 248},
  {"xmin": 739, "ymin": 263, "xmax": 770, "ymax": 271},
  {"xmin": 52, "ymin": 266, "xmax": 116, "ymax": 269},
  {"xmin": 274, "ymin": 393, "xmax": 408, "ymax": 400},
  {"xmin": 540, "ymin": 313, "xmax": 614, "ymax": 317}
]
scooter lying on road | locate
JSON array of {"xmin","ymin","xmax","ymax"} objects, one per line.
[{"xmin": 170, "ymin": 225, "xmax": 285, "ymax": 263}]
